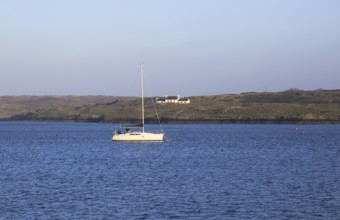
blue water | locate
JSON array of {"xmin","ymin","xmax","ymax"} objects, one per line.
[{"xmin": 0, "ymin": 122, "xmax": 339, "ymax": 219}]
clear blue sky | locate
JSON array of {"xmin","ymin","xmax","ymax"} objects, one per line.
[{"xmin": 1, "ymin": 0, "xmax": 339, "ymax": 96}]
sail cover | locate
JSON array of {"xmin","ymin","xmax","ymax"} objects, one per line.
[{"xmin": 121, "ymin": 124, "xmax": 144, "ymax": 128}]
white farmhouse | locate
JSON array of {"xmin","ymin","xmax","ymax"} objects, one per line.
[
  {"xmin": 156, "ymin": 95, "xmax": 190, "ymax": 104},
  {"xmin": 178, "ymin": 98, "xmax": 190, "ymax": 104}
]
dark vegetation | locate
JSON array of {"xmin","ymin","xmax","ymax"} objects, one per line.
[{"xmin": 1, "ymin": 89, "xmax": 339, "ymax": 124}]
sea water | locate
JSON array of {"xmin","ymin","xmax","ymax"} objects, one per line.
[{"xmin": 0, "ymin": 122, "xmax": 339, "ymax": 219}]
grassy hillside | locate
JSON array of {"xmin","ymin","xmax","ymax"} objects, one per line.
[
  {"xmin": 154, "ymin": 89, "xmax": 340, "ymax": 123},
  {"xmin": 4, "ymin": 89, "xmax": 340, "ymax": 124},
  {"xmin": 0, "ymin": 96, "xmax": 129, "ymax": 119}
]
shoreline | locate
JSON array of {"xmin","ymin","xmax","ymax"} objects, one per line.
[{"xmin": 2, "ymin": 118, "xmax": 339, "ymax": 125}]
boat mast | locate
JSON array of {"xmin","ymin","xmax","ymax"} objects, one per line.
[{"xmin": 141, "ymin": 63, "xmax": 145, "ymax": 133}]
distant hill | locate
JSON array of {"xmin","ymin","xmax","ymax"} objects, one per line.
[
  {"xmin": 2, "ymin": 89, "xmax": 340, "ymax": 124},
  {"xmin": 0, "ymin": 96, "xmax": 132, "ymax": 119}
]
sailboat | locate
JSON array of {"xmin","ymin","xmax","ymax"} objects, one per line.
[{"xmin": 112, "ymin": 64, "xmax": 164, "ymax": 142}]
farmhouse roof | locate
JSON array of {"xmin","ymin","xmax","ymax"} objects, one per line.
[{"xmin": 166, "ymin": 96, "xmax": 179, "ymax": 100}]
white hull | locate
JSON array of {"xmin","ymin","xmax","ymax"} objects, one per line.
[{"xmin": 112, "ymin": 132, "xmax": 164, "ymax": 142}]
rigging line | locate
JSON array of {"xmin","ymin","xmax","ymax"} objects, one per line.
[{"xmin": 144, "ymin": 71, "xmax": 164, "ymax": 133}]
